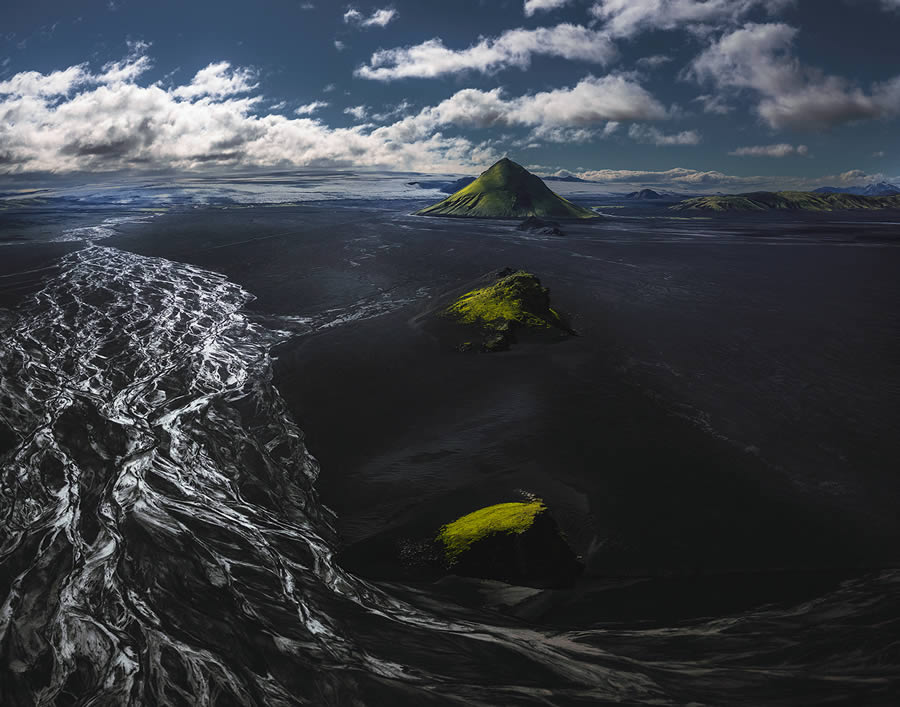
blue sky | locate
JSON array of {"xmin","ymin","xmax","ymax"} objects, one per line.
[{"xmin": 2, "ymin": 0, "xmax": 899, "ymax": 190}]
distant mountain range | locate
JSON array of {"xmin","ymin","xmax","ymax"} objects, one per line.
[
  {"xmin": 416, "ymin": 158, "xmax": 597, "ymax": 219},
  {"xmin": 671, "ymin": 191, "xmax": 900, "ymax": 212},
  {"xmin": 813, "ymin": 181, "xmax": 900, "ymax": 196}
]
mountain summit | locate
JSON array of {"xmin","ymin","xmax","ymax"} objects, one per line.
[{"xmin": 416, "ymin": 158, "xmax": 596, "ymax": 219}]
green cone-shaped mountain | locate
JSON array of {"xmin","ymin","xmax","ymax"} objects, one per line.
[{"xmin": 416, "ymin": 158, "xmax": 596, "ymax": 219}]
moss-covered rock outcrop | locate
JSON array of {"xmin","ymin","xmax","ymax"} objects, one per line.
[
  {"xmin": 446, "ymin": 269, "xmax": 573, "ymax": 352},
  {"xmin": 436, "ymin": 500, "xmax": 582, "ymax": 588}
]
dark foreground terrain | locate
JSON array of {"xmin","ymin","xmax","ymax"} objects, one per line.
[{"xmin": 1, "ymin": 193, "xmax": 899, "ymax": 705}]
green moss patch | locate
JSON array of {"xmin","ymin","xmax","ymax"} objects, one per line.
[
  {"xmin": 446, "ymin": 270, "xmax": 561, "ymax": 330},
  {"xmin": 437, "ymin": 501, "xmax": 546, "ymax": 564}
]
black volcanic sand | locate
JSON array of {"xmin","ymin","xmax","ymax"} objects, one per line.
[
  {"xmin": 0, "ymin": 241, "xmax": 81, "ymax": 309},
  {"xmin": 99, "ymin": 201, "xmax": 900, "ymax": 621}
]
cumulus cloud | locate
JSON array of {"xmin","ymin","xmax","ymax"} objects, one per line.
[
  {"xmin": 564, "ymin": 165, "xmax": 888, "ymax": 192},
  {"xmin": 0, "ymin": 65, "xmax": 91, "ymax": 97},
  {"xmin": 729, "ymin": 143, "xmax": 807, "ymax": 157},
  {"xmin": 354, "ymin": 23, "xmax": 616, "ymax": 80},
  {"xmin": 172, "ymin": 62, "xmax": 257, "ymax": 99},
  {"xmin": 572, "ymin": 166, "xmax": 763, "ymax": 186},
  {"xmin": 0, "ymin": 48, "xmax": 500, "ymax": 174},
  {"xmin": 589, "ymin": 0, "xmax": 793, "ymax": 38},
  {"xmin": 384, "ymin": 75, "xmax": 669, "ymax": 143},
  {"xmin": 343, "ymin": 7, "xmax": 397, "ymax": 28},
  {"xmin": 523, "ymin": 0, "xmax": 573, "ymax": 16},
  {"xmin": 295, "ymin": 100, "xmax": 329, "ymax": 115},
  {"xmin": 689, "ymin": 22, "xmax": 900, "ymax": 129},
  {"xmin": 343, "ymin": 105, "xmax": 368, "ymax": 121},
  {"xmin": 0, "ymin": 41, "xmax": 152, "ymax": 97},
  {"xmin": 829, "ymin": 168, "xmax": 885, "ymax": 185},
  {"xmin": 628, "ymin": 124, "xmax": 701, "ymax": 145}
]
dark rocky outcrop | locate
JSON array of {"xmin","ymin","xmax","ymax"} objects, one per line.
[
  {"xmin": 516, "ymin": 216, "xmax": 565, "ymax": 236},
  {"xmin": 436, "ymin": 501, "xmax": 583, "ymax": 589}
]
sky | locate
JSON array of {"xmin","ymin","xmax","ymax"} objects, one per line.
[{"xmin": 2, "ymin": 0, "xmax": 900, "ymax": 191}]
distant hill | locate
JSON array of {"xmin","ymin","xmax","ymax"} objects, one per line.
[
  {"xmin": 625, "ymin": 189, "xmax": 663, "ymax": 200},
  {"xmin": 671, "ymin": 191, "xmax": 900, "ymax": 212},
  {"xmin": 416, "ymin": 158, "xmax": 597, "ymax": 219},
  {"xmin": 813, "ymin": 181, "xmax": 900, "ymax": 196}
]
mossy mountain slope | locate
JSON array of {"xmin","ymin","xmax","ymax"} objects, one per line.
[
  {"xmin": 416, "ymin": 158, "xmax": 596, "ymax": 219},
  {"xmin": 671, "ymin": 191, "xmax": 900, "ymax": 212}
]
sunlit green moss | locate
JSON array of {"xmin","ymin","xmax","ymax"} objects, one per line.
[
  {"xmin": 446, "ymin": 271, "xmax": 560, "ymax": 330},
  {"xmin": 437, "ymin": 501, "xmax": 546, "ymax": 564},
  {"xmin": 417, "ymin": 158, "xmax": 597, "ymax": 219}
]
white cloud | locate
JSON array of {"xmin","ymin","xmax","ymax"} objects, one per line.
[
  {"xmin": 295, "ymin": 100, "xmax": 329, "ymax": 115},
  {"xmin": 526, "ymin": 126, "xmax": 601, "ymax": 144},
  {"xmin": 873, "ymin": 150, "xmax": 886, "ymax": 157},
  {"xmin": 370, "ymin": 100, "xmax": 412, "ymax": 122},
  {"xmin": 689, "ymin": 22, "xmax": 900, "ymax": 129},
  {"xmin": 830, "ymin": 169, "xmax": 886, "ymax": 185},
  {"xmin": 636, "ymin": 54, "xmax": 672, "ymax": 69},
  {"xmin": 334, "ymin": 40, "xmax": 346, "ymax": 51},
  {"xmin": 0, "ymin": 65, "xmax": 90, "ymax": 97},
  {"xmin": 589, "ymin": 0, "xmax": 794, "ymax": 38},
  {"xmin": 0, "ymin": 49, "xmax": 501, "ymax": 174},
  {"xmin": 572, "ymin": 166, "xmax": 764, "ymax": 187},
  {"xmin": 628, "ymin": 124, "xmax": 701, "ymax": 145},
  {"xmin": 693, "ymin": 93, "xmax": 732, "ymax": 114},
  {"xmin": 172, "ymin": 62, "xmax": 257, "ymax": 100},
  {"xmin": 344, "ymin": 7, "xmax": 397, "ymax": 28},
  {"xmin": 565, "ymin": 166, "xmax": 886, "ymax": 192},
  {"xmin": 385, "ymin": 75, "xmax": 669, "ymax": 141},
  {"xmin": 355, "ymin": 24, "xmax": 616, "ymax": 80},
  {"xmin": 729, "ymin": 143, "xmax": 807, "ymax": 157},
  {"xmin": 523, "ymin": 0, "xmax": 573, "ymax": 16},
  {"xmin": 343, "ymin": 105, "xmax": 368, "ymax": 121}
]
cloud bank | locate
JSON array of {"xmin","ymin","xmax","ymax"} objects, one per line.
[
  {"xmin": 689, "ymin": 22, "xmax": 900, "ymax": 129},
  {"xmin": 0, "ymin": 48, "xmax": 684, "ymax": 174},
  {"xmin": 729, "ymin": 143, "xmax": 808, "ymax": 157},
  {"xmin": 589, "ymin": 0, "xmax": 793, "ymax": 38},
  {"xmin": 0, "ymin": 49, "xmax": 500, "ymax": 173},
  {"xmin": 354, "ymin": 24, "xmax": 616, "ymax": 80}
]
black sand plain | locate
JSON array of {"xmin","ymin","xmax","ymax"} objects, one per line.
[{"xmin": 86, "ymin": 199, "xmax": 900, "ymax": 624}]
